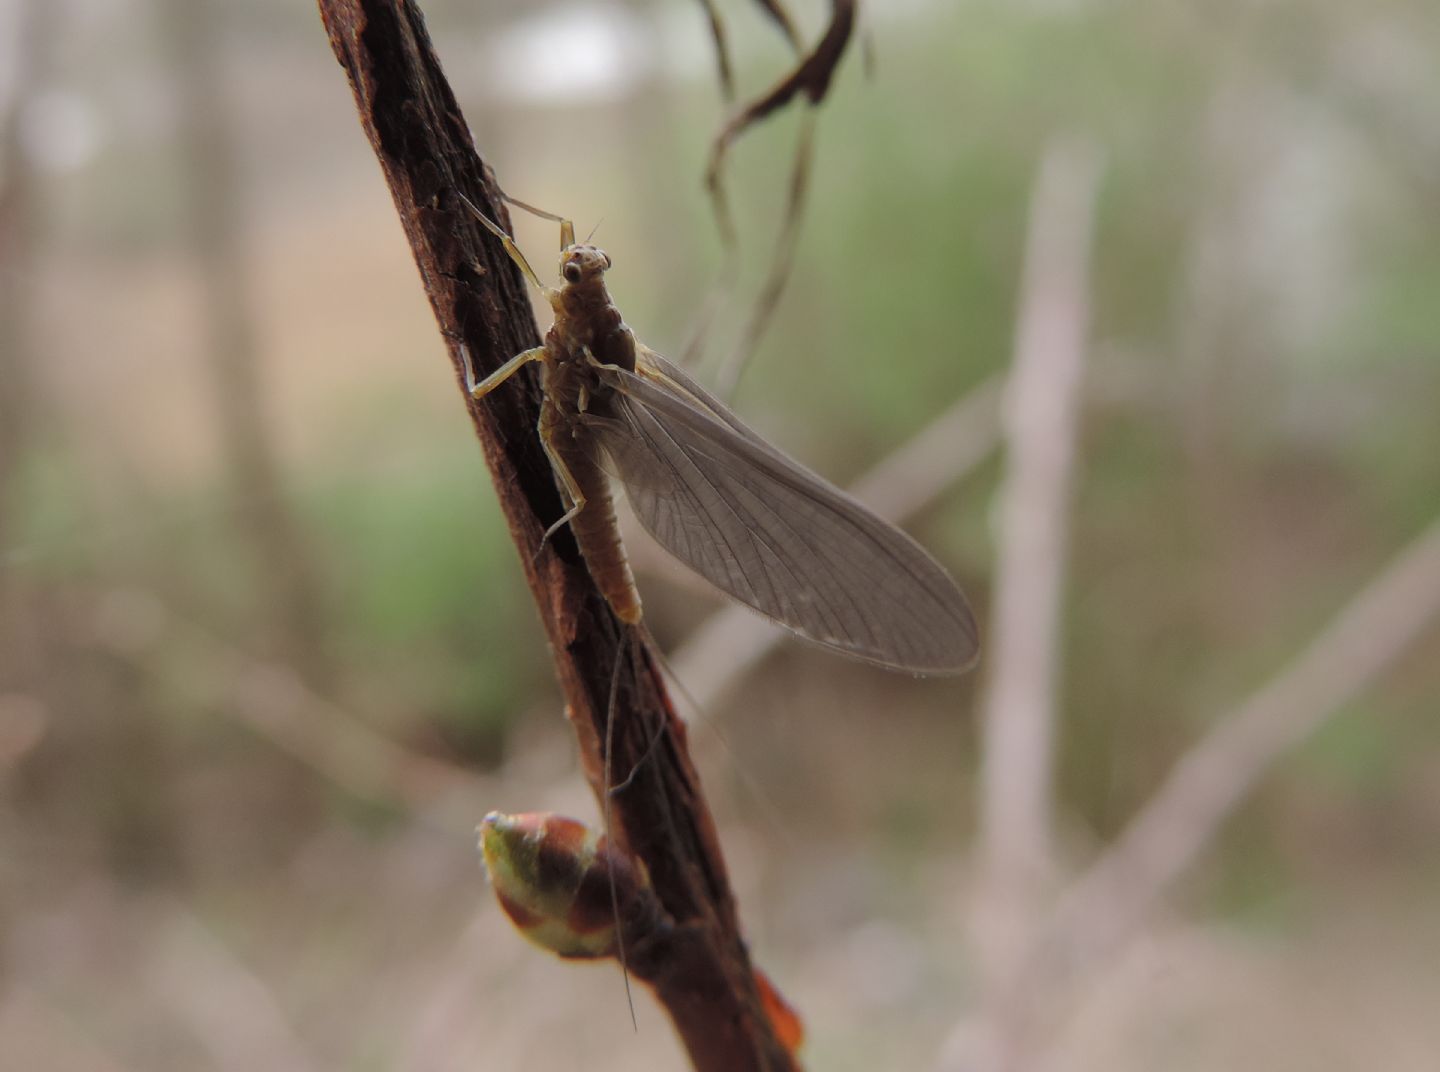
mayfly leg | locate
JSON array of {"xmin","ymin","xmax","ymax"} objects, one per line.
[
  {"xmin": 455, "ymin": 196, "xmax": 614, "ymax": 572},
  {"xmin": 537, "ymin": 421, "xmax": 588, "ymax": 550},
  {"xmin": 462, "ymin": 344, "xmax": 544, "ymax": 401},
  {"xmin": 455, "ymin": 191, "xmax": 554, "ymax": 295},
  {"xmin": 459, "ymin": 342, "xmax": 587, "ymax": 555}
]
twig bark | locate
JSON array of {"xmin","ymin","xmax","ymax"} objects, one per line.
[{"xmin": 314, "ymin": 3, "xmax": 793, "ymax": 1069}]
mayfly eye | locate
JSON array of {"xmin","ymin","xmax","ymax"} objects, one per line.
[
  {"xmin": 601, "ymin": 252, "xmax": 612, "ymax": 270},
  {"xmin": 563, "ymin": 262, "xmax": 582, "ymax": 283}
]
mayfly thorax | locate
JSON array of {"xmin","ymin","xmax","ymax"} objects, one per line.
[{"xmin": 460, "ymin": 194, "xmax": 980, "ymax": 675}]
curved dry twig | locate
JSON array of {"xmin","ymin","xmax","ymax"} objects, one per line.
[
  {"xmin": 693, "ymin": 0, "xmax": 805, "ymax": 104},
  {"xmin": 751, "ymin": 0, "xmax": 804, "ymax": 52},
  {"xmin": 711, "ymin": 111, "xmax": 816, "ymax": 398},
  {"xmin": 694, "ymin": 0, "xmax": 736, "ymax": 102},
  {"xmin": 685, "ymin": 0, "xmax": 857, "ymax": 386},
  {"xmin": 704, "ymin": 0, "xmax": 856, "ymax": 209}
]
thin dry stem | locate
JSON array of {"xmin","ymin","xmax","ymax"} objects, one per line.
[
  {"xmin": 952, "ymin": 511, "xmax": 1440, "ymax": 1072},
  {"xmin": 975, "ymin": 138, "xmax": 1104, "ymax": 941},
  {"xmin": 703, "ymin": 0, "xmax": 855, "ymax": 194},
  {"xmin": 1046, "ymin": 510, "xmax": 1440, "ymax": 980},
  {"xmin": 712, "ymin": 111, "xmax": 816, "ymax": 397},
  {"xmin": 751, "ymin": 0, "xmax": 804, "ymax": 52},
  {"xmin": 687, "ymin": 0, "xmax": 855, "ymax": 381},
  {"xmin": 150, "ymin": 899, "xmax": 320, "ymax": 1072},
  {"xmin": 162, "ymin": 602, "xmax": 489, "ymax": 829},
  {"xmin": 694, "ymin": 0, "xmax": 735, "ymax": 101}
]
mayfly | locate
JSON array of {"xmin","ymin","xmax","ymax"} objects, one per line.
[{"xmin": 461, "ymin": 195, "xmax": 979, "ymax": 674}]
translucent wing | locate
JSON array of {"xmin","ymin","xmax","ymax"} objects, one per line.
[{"xmin": 583, "ymin": 350, "xmax": 979, "ymax": 674}]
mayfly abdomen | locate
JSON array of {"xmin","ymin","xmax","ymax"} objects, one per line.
[
  {"xmin": 567, "ymin": 447, "xmax": 641, "ymax": 626},
  {"xmin": 540, "ymin": 392, "xmax": 642, "ymax": 626}
]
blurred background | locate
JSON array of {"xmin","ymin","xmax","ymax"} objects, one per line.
[{"xmin": 2, "ymin": 0, "xmax": 1438, "ymax": 1069}]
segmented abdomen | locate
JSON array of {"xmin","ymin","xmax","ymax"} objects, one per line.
[{"xmin": 542, "ymin": 394, "xmax": 642, "ymax": 625}]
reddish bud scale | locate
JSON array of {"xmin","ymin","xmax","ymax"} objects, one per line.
[
  {"xmin": 754, "ymin": 966, "xmax": 805, "ymax": 1053},
  {"xmin": 479, "ymin": 811, "xmax": 806, "ymax": 1056},
  {"xmin": 479, "ymin": 811, "xmax": 654, "ymax": 960}
]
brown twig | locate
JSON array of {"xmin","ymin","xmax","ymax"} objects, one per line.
[
  {"xmin": 692, "ymin": 0, "xmax": 806, "ymax": 104},
  {"xmin": 750, "ymin": 0, "xmax": 804, "ymax": 53},
  {"xmin": 314, "ymin": 3, "xmax": 793, "ymax": 1069}
]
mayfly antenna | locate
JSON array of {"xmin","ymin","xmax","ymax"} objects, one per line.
[{"xmin": 498, "ymin": 189, "xmax": 576, "ymax": 249}]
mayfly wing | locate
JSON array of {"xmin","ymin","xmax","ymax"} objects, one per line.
[
  {"xmin": 582, "ymin": 347, "xmax": 767, "ymax": 494},
  {"xmin": 632, "ymin": 347, "xmax": 770, "ymax": 447},
  {"xmin": 583, "ymin": 353, "xmax": 980, "ymax": 674}
]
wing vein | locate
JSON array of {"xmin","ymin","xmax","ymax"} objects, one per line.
[{"xmin": 584, "ymin": 357, "xmax": 978, "ymax": 672}]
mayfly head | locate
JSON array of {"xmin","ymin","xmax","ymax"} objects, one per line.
[{"xmin": 559, "ymin": 244, "xmax": 612, "ymax": 286}]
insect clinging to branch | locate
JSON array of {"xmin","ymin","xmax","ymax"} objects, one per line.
[{"xmin": 461, "ymin": 194, "xmax": 979, "ymax": 675}]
